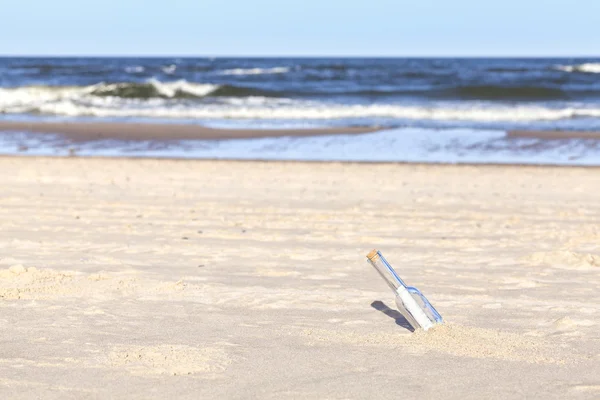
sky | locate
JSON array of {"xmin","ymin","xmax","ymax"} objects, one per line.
[{"xmin": 0, "ymin": 0, "xmax": 598, "ymax": 56}]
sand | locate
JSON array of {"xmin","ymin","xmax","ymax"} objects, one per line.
[
  {"xmin": 0, "ymin": 121, "xmax": 381, "ymax": 142},
  {"xmin": 1, "ymin": 157, "xmax": 599, "ymax": 399}
]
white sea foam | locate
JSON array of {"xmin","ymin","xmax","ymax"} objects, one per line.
[
  {"xmin": 162, "ymin": 64, "xmax": 177, "ymax": 74},
  {"xmin": 3, "ymin": 128, "xmax": 600, "ymax": 166},
  {"xmin": 91, "ymin": 79, "xmax": 219, "ymax": 98},
  {"xmin": 219, "ymin": 67, "xmax": 290, "ymax": 76},
  {"xmin": 143, "ymin": 79, "xmax": 217, "ymax": 97},
  {"xmin": 21, "ymin": 101, "xmax": 600, "ymax": 122},
  {"xmin": 124, "ymin": 65, "xmax": 145, "ymax": 73},
  {"xmin": 555, "ymin": 63, "xmax": 600, "ymax": 74},
  {"xmin": 160, "ymin": 129, "xmax": 600, "ymax": 165}
]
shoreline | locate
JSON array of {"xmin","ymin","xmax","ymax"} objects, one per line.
[
  {"xmin": 2, "ymin": 122, "xmax": 600, "ymax": 167},
  {"xmin": 0, "ymin": 121, "xmax": 382, "ymax": 142},
  {"xmin": 1, "ymin": 121, "xmax": 600, "ymax": 142}
]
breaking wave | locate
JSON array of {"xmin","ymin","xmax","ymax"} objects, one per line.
[
  {"xmin": 0, "ymin": 80, "xmax": 281, "ymax": 101},
  {"xmin": 2, "ymin": 93, "xmax": 600, "ymax": 122},
  {"xmin": 90, "ymin": 80, "xmax": 219, "ymax": 98},
  {"xmin": 1, "ymin": 80, "xmax": 597, "ymax": 101},
  {"xmin": 1, "ymin": 78, "xmax": 600, "ymax": 124},
  {"xmin": 555, "ymin": 63, "xmax": 600, "ymax": 74}
]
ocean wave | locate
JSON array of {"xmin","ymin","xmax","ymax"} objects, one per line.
[
  {"xmin": 0, "ymin": 80, "xmax": 221, "ymax": 102},
  {"xmin": 5, "ymin": 96, "xmax": 600, "ymax": 122},
  {"xmin": 219, "ymin": 67, "xmax": 291, "ymax": 76},
  {"xmin": 1, "ymin": 80, "xmax": 596, "ymax": 101},
  {"xmin": 555, "ymin": 63, "xmax": 600, "ymax": 74},
  {"xmin": 94, "ymin": 82, "xmax": 278, "ymax": 98},
  {"xmin": 284, "ymin": 85, "xmax": 573, "ymax": 100},
  {"xmin": 91, "ymin": 79, "xmax": 219, "ymax": 98},
  {"xmin": 2, "ymin": 79, "xmax": 600, "ymax": 123},
  {"xmin": 0, "ymin": 80, "xmax": 280, "ymax": 101}
]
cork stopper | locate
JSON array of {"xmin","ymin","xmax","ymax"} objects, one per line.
[{"xmin": 366, "ymin": 249, "xmax": 379, "ymax": 260}]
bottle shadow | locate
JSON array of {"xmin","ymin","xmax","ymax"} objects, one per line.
[{"xmin": 371, "ymin": 300, "xmax": 415, "ymax": 332}]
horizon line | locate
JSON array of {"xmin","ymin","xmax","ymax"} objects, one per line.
[{"xmin": 0, "ymin": 54, "xmax": 598, "ymax": 59}]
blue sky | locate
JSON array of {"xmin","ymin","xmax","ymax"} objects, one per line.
[{"xmin": 1, "ymin": 0, "xmax": 598, "ymax": 56}]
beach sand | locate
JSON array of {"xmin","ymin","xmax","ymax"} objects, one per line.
[{"xmin": 1, "ymin": 157, "xmax": 599, "ymax": 398}]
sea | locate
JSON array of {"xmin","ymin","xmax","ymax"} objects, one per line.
[{"xmin": 1, "ymin": 57, "xmax": 600, "ymax": 165}]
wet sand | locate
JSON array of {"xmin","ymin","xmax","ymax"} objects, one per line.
[
  {"xmin": 0, "ymin": 121, "xmax": 382, "ymax": 142},
  {"xmin": 3, "ymin": 121, "xmax": 600, "ymax": 145},
  {"xmin": 1, "ymin": 157, "xmax": 599, "ymax": 398},
  {"xmin": 508, "ymin": 130, "xmax": 600, "ymax": 140}
]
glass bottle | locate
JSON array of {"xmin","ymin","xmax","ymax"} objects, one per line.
[{"xmin": 367, "ymin": 249, "xmax": 443, "ymax": 331}]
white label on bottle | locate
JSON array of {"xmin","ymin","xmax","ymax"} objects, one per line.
[{"xmin": 397, "ymin": 287, "xmax": 433, "ymax": 331}]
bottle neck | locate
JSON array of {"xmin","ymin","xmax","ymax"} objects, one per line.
[{"xmin": 367, "ymin": 250, "xmax": 408, "ymax": 293}]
